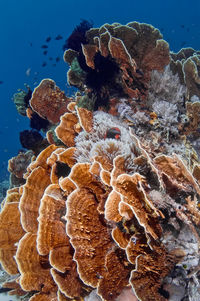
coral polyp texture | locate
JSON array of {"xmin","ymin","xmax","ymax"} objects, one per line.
[{"xmin": 1, "ymin": 21, "xmax": 200, "ymax": 301}]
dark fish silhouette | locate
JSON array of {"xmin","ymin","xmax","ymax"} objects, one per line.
[
  {"xmin": 181, "ymin": 24, "xmax": 185, "ymax": 28},
  {"xmin": 55, "ymin": 57, "xmax": 60, "ymax": 62},
  {"xmin": 52, "ymin": 64, "xmax": 56, "ymax": 67},
  {"xmin": 55, "ymin": 34, "xmax": 63, "ymax": 40},
  {"xmin": 46, "ymin": 36, "xmax": 51, "ymax": 42},
  {"xmin": 29, "ymin": 42, "xmax": 33, "ymax": 47},
  {"xmin": 42, "ymin": 62, "xmax": 47, "ymax": 67},
  {"xmin": 0, "ymin": 81, "xmax": 3, "ymax": 84},
  {"xmin": 43, "ymin": 50, "xmax": 48, "ymax": 55},
  {"xmin": 41, "ymin": 45, "xmax": 48, "ymax": 49},
  {"xmin": 49, "ymin": 57, "xmax": 53, "ymax": 61}
]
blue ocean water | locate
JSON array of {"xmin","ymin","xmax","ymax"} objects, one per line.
[{"xmin": 0, "ymin": 0, "xmax": 199, "ymax": 182}]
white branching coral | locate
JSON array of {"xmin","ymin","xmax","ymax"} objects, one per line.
[
  {"xmin": 90, "ymin": 140, "xmax": 128, "ymax": 161},
  {"xmin": 117, "ymin": 98, "xmax": 133, "ymax": 120},
  {"xmin": 152, "ymin": 100, "xmax": 179, "ymax": 134},
  {"xmin": 148, "ymin": 65, "xmax": 186, "ymax": 106},
  {"xmin": 74, "ymin": 111, "xmax": 137, "ymax": 170},
  {"xmin": 131, "ymin": 111, "xmax": 150, "ymax": 125},
  {"xmin": 117, "ymin": 99, "xmax": 150, "ymax": 125}
]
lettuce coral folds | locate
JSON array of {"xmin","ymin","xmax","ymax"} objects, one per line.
[{"xmin": 1, "ymin": 21, "xmax": 200, "ymax": 301}]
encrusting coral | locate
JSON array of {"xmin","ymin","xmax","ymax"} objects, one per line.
[
  {"xmin": 30, "ymin": 79, "xmax": 71, "ymax": 125},
  {"xmin": 1, "ymin": 21, "xmax": 200, "ymax": 301}
]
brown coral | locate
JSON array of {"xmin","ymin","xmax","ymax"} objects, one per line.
[
  {"xmin": 2, "ymin": 19, "xmax": 200, "ymax": 301},
  {"xmin": 55, "ymin": 112, "xmax": 79, "ymax": 147},
  {"xmin": 113, "ymin": 173, "xmax": 162, "ymax": 240},
  {"xmin": 154, "ymin": 154, "xmax": 200, "ymax": 194},
  {"xmin": 76, "ymin": 107, "xmax": 93, "ymax": 132},
  {"xmin": 130, "ymin": 242, "xmax": 174, "ymax": 301},
  {"xmin": 8, "ymin": 150, "xmax": 34, "ymax": 179},
  {"xmin": 185, "ymin": 101, "xmax": 200, "ymax": 134},
  {"xmin": 30, "ymin": 79, "xmax": 70, "ymax": 124},
  {"xmin": 170, "ymin": 49, "xmax": 200, "ymax": 98},
  {"xmin": 81, "ymin": 44, "xmax": 98, "ymax": 69},
  {"xmin": 37, "ymin": 184, "xmax": 69, "ymax": 258},
  {"xmin": 0, "ymin": 119, "xmax": 181, "ymax": 301},
  {"xmin": 66, "ymin": 188, "xmax": 113, "ymax": 288},
  {"xmin": 16, "ymin": 232, "xmax": 56, "ymax": 293},
  {"xmin": 11, "ymin": 146, "xmax": 89, "ymax": 300},
  {"xmin": 2, "ymin": 279, "xmax": 27, "ymax": 297},
  {"xmin": 19, "ymin": 166, "xmax": 51, "ymax": 233},
  {"xmin": 64, "ymin": 21, "xmax": 170, "ymax": 108},
  {"xmin": 0, "ymin": 188, "xmax": 25, "ymax": 275}
]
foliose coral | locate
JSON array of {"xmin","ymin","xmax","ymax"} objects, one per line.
[
  {"xmin": 1, "ymin": 21, "xmax": 200, "ymax": 301},
  {"xmin": 64, "ymin": 21, "xmax": 169, "ymax": 111},
  {"xmin": 170, "ymin": 48, "xmax": 200, "ymax": 99}
]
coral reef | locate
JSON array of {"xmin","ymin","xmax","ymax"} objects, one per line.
[
  {"xmin": 64, "ymin": 21, "xmax": 169, "ymax": 111},
  {"xmin": 8, "ymin": 150, "xmax": 34, "ymax": 179},
  {"xmin": 19, "ymin": 130, "xmax": 49, "ymax": 155},
  {"xmin": 1, "ymin": 21, "xmax": 200, "ymax": 301},
  {"xmin": 12, "ymin": 85, "xmax": 32, "ymax": 116},
  {"xmin": 170, "ymin": 48, "xmax": 200, "ymax": 99},
  {"xmin": 0, "ymin": 179, "xmax": 9, "ymax": 204},
  {"xmin": 30, "ymin": 79, "xmax": 71, "ymax": 124}
]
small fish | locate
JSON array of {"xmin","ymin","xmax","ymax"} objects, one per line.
[
  {"xmin": 41, "ymin": 45, "xmax": 48, "ymax": 49},
  {"xmin": 181, "ymin": 24, "xmax": 185, "ymax": 28},
  {"xmin": 43, "ymin": 50, "xmax": 48, "ymax": 55},
  {"xmin": 46, "ymin": 36, "xmax": 51, "ymax": 42},
  {"xmin": 42, "ymin": 62, "xmax": 47, "ymax": 67},
  {"xmin": 55, "ymin": 34, "xmax": 63, "ymax": 40},
  {"xmin": 0, "ymin": 80, "xmax": 3, "ymax": 84},
  {"xmin": 26, "ymin": 68, "xmax": 31, "ymax": 76},
  {"xmin": 52, "ymin": 63, "xmax": 56, "ymax": 67},
  {"xmin": 29, "ymin": 42, "xmax": 33, "ymax": 47},
  {"xmin": 104, "ymin": 127, "xmax": 121, "ymax": 140},
  {"xmin": 49, "ymin": 57, "xmax": 53, "ymax": 61},
  {"xmin": 55, "ymin": 56, "xmax": 60, "ymax": 62}
]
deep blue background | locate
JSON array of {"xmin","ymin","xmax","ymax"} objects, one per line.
[{"xmin": 0, "ymin": 0, "xmax": 200, "ymax": 180}]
